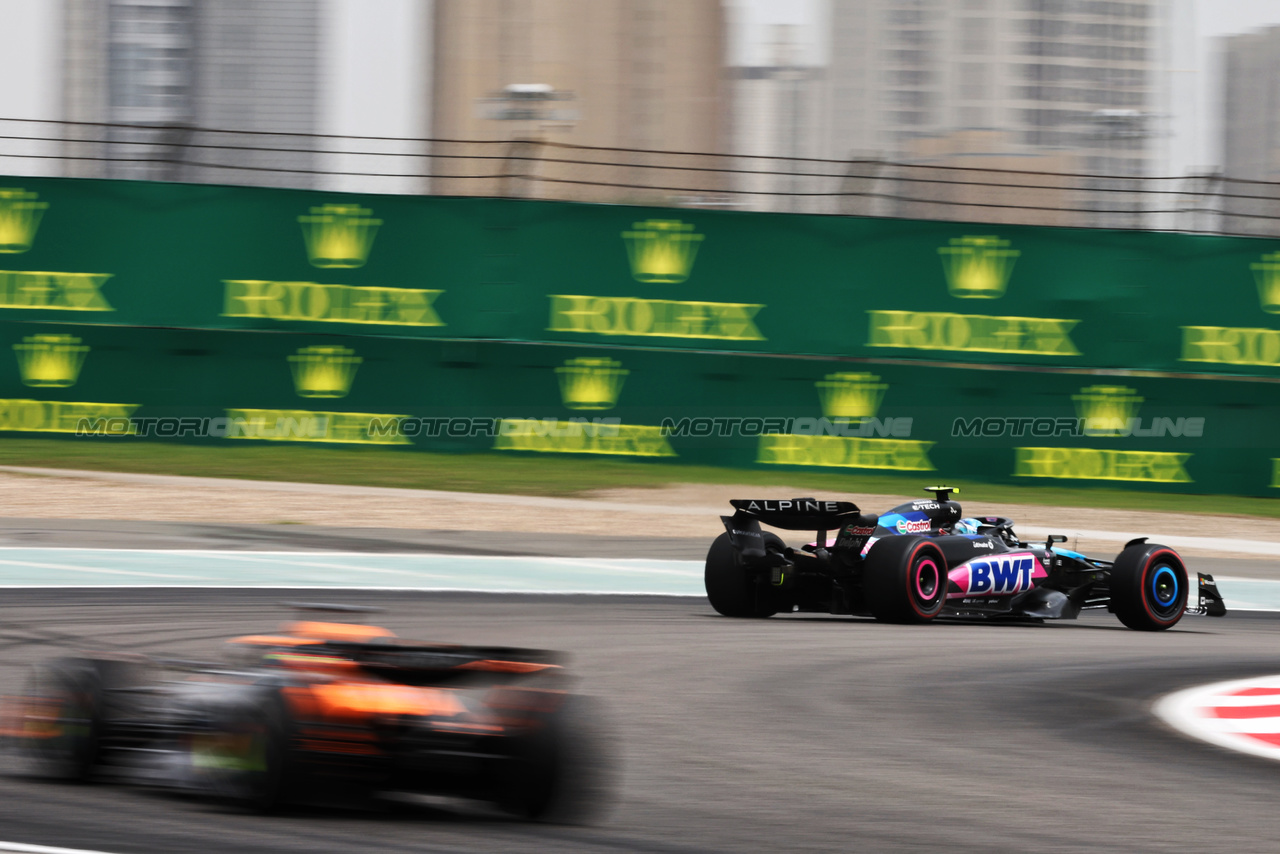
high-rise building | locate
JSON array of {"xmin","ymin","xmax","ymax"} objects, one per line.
[
  {"xmin": 825, "ymin": 0, "xmax": 1161, "ymax": 208},
  {"xmin": 729, "ymin": 25, "xmax": 827, "ymax": 213},
  {"xmin": 1218, "ymin": 24, "xmax": 1280, "ymax": 236},
  {"xmin": 61, "ymin": 0, "xmax": 322, "ymax": 186},
  {"xmin": 1221, "ymin": 25, "xmax": 1280, "ymax": 183},
  {"xmin": 430, "ymin": 0, "xmax": 726, "ymax": 201}
]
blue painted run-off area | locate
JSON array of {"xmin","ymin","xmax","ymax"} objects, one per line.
[
  {"xmin": 0, "ymin": 548, "xmax": 703, "ymax": 596},
  {"xmin": 0, "ymin": 548, "xmax": 1277, "ymax": 611}
]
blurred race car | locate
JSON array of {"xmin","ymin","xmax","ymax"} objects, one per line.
[
  {"xmin": 706, "ymin": 486, "xmax": 1226, "ymax": 630},
  {"xmin": 2, "ymin": 607, "xmax": 609, "ymax": 820}
]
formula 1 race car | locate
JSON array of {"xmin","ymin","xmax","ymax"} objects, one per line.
[
  {"xmin": 2, "ymin": 607, "xmax": 609, "ymax": 820},
  {"xmin": 705, "ymin": 487, "xmax": 1227, "ymax": 630}
]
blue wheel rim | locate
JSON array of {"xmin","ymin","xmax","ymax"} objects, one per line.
[{"xmin": 1150, "ymin": 565, "xmax": 1180, "ymax": 614}]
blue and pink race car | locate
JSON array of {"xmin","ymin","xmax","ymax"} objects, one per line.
[{"xmin": 705, "ymin": 487, "xmax": 1226, "ymax": 630}]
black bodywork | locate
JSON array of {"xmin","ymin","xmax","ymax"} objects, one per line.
[{"xmin": 715, "ymin": 488, "xmax": 1227, "ymax": 624}]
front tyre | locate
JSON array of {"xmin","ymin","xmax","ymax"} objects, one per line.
[
  {"xmin": 1111, "ymin": 543, "xmax": 1188, "ymax": 631},
  {"xmin": 704, "ymin": 531, "xmax": 787, "ymax": 618},
  {"xmin": 863, "ymin": 537, "xmax": 948, "ymax": 624}
]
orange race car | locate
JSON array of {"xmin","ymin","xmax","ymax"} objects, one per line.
[{"xmin": 2, "ymin": 606, "xmax": 610, "ymax": 821}]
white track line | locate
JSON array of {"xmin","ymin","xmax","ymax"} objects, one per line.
[
  {"xmin": 0, "ymin": 585, "xmax": 705, "ymax": 596},
  {"xmin": 0, "ymin": 547, "xmax": 699, "ymax": 562},
  {"xmin": 0, "ymin": 558, "xmax": 203, "ymax": 580},
  {"xmin": 0, "ymin": 842, "xmax": 124, "ymax": 854}
]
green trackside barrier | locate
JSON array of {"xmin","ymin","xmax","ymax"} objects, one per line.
[
  {"xmin": 1, "ymin": 176, "xmax": 1279, "ymax": 377},
  {"xmin": 0, "ymin": 321, "xmax": 1273, "ymax": 496}
]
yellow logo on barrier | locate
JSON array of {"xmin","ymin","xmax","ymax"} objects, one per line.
[
  {"xmin": 938, "ymin": 235, "xmax": 1020, "ymax": 299},
  {"xmin": 223, "ymin": 281, "xmax": 443, "ymax": 327},
  {"xmin": 494, "ymin": 419, "xmax": 675, "ymax": 457},
  {"xmin": 1272, "ymin": 459, "xmax": 1280, "ymax": 489},
  {"xmin": 0, "ymin": 400, "xmax": 137, "ymax": 434},
  {"xmin": 1180, "ymin": 326, "xmax": 1280, "ymax": 366},
  {"xmin": 867, "ymin": 310, "xmax": 1078, "ymax": 356},
  {"xmin": 0, "ymin": 189, "xmax": 48, "ymax": 254},
  {"xmin": 1072, "ymin": 384, "xmax": 1143, "ymax": 437},
  {"xmin": 288, "ymin": 345, "xmax": 362, "ymax": 399},
  {"xmin": 755, "ymin": 371, "xmax": 929, "ymax": 471},
  {"xmin": 623, "ymin": 219, "xmax": 703, "ymax": 284},
  {"xmin": 1184, "ymin": 254, "xmax": 1280, "ymax": 364},
  {"xmin": 816, "ymin": 372, "xmax": 886, "ymax": 419},
  {"xmin": 758, "ymin": 434, "xmax": 935, "ymax": 471},
  {"xmin": 556, "ymin": 357, "xmax": 629, "ymax": 410},
  {"xmin": 548, "ymin": 221, "xmax": 758, "ymax": 343},
  {"xmin": 0, "ymin": 272, "xmax": 114, "ymax": 311},
  {"xmin": 496, "ymin": 359, "xmax": 672, "ymax": 457},
  {"xmin": 1253, "ymin": 252, "xmax": 1280, "ymax": 314},
  {"xmin": 1014, "ymin": 447, "xmax": 1191, "ymax": 483},
  {"xmin": 298, "ymin": 204, "xmax": 382, "ymax": 269},
  {"xmin": 14, "ymin": 334, "xmax": 89, "ymax": 388},
  {"xmin": 548, "ymin": 295, "xmax": 764, "ymax": 341},
  {"xmin": 223, "ymin": 408, "xmax": 410, "ymax": 445}
]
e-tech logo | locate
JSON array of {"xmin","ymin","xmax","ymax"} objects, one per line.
[
  {"xmin": 949, "ymin": 553, "xmax": 1043, "ymax": 597},
  {"xmin": 896, "ymin": 518, "xmax": 931, "ymax": 534}
]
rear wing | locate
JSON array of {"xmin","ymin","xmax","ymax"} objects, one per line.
[
  {"xmin": 728, "ymin": 498, "xmax": 864, "ymax": 531},
  {"xmin": 723, "ymin": 498, "xmax": 881, "ymax": 559},
  {"xmin": 325, "ymin": 643, "xmax": 564, "ymax": 686}
]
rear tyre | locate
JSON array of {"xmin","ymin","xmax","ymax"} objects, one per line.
[
  {"xmin": 495, "ymin": 694, "xmax": 615, "ymax": 824},
  {"xmin": 189, "ymin": 688, "xmax": 295, "ymax": 811},
  {"xmin": 19, "ymin": 658, "xmax": 105, "ymax": 781},
  {"xmin": 1111, "ymin": 543, "xmax": 1188, "ymax": 631},
  {"xmin": 863, "ymin": 537, "xmax": 948, "ymax": 624},
  {"xmin": 704, "ymin": 531, "xmax": 788, "ymax": 618}
]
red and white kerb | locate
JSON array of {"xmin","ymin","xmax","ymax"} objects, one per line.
[{"xmin": 1154, "ymin": 675, "xmax": 1280, "ymax": 762}]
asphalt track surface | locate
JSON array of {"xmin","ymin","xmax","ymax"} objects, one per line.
[{"xmin": 0, "ymin": 524, "xmax": 1278, "ymax": 853}]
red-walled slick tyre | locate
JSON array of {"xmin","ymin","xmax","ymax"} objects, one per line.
[
  {"xmin": 863, "ymin": 537, "xmax": 948, "ymax": 624},
  {"xmin": 1111, "ymin": 543, "xmax": 1188, "ymax": 631}
]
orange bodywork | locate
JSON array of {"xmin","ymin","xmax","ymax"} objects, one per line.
[
  {"xmin": 286, "ymin": 621, "xmax": 396, "ymax": 643},
  {"xmin": 285, "ymin": 681, "xmax": 467, "ymax": 723},
  {"xmin": 0, "ymin": 696, "xmax": 63, "ymax": 739}
]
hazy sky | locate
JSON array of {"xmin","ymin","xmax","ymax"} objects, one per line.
[{"xmin": 2, "ymin": 0, "xmax": 1279, "ymax": 178}]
